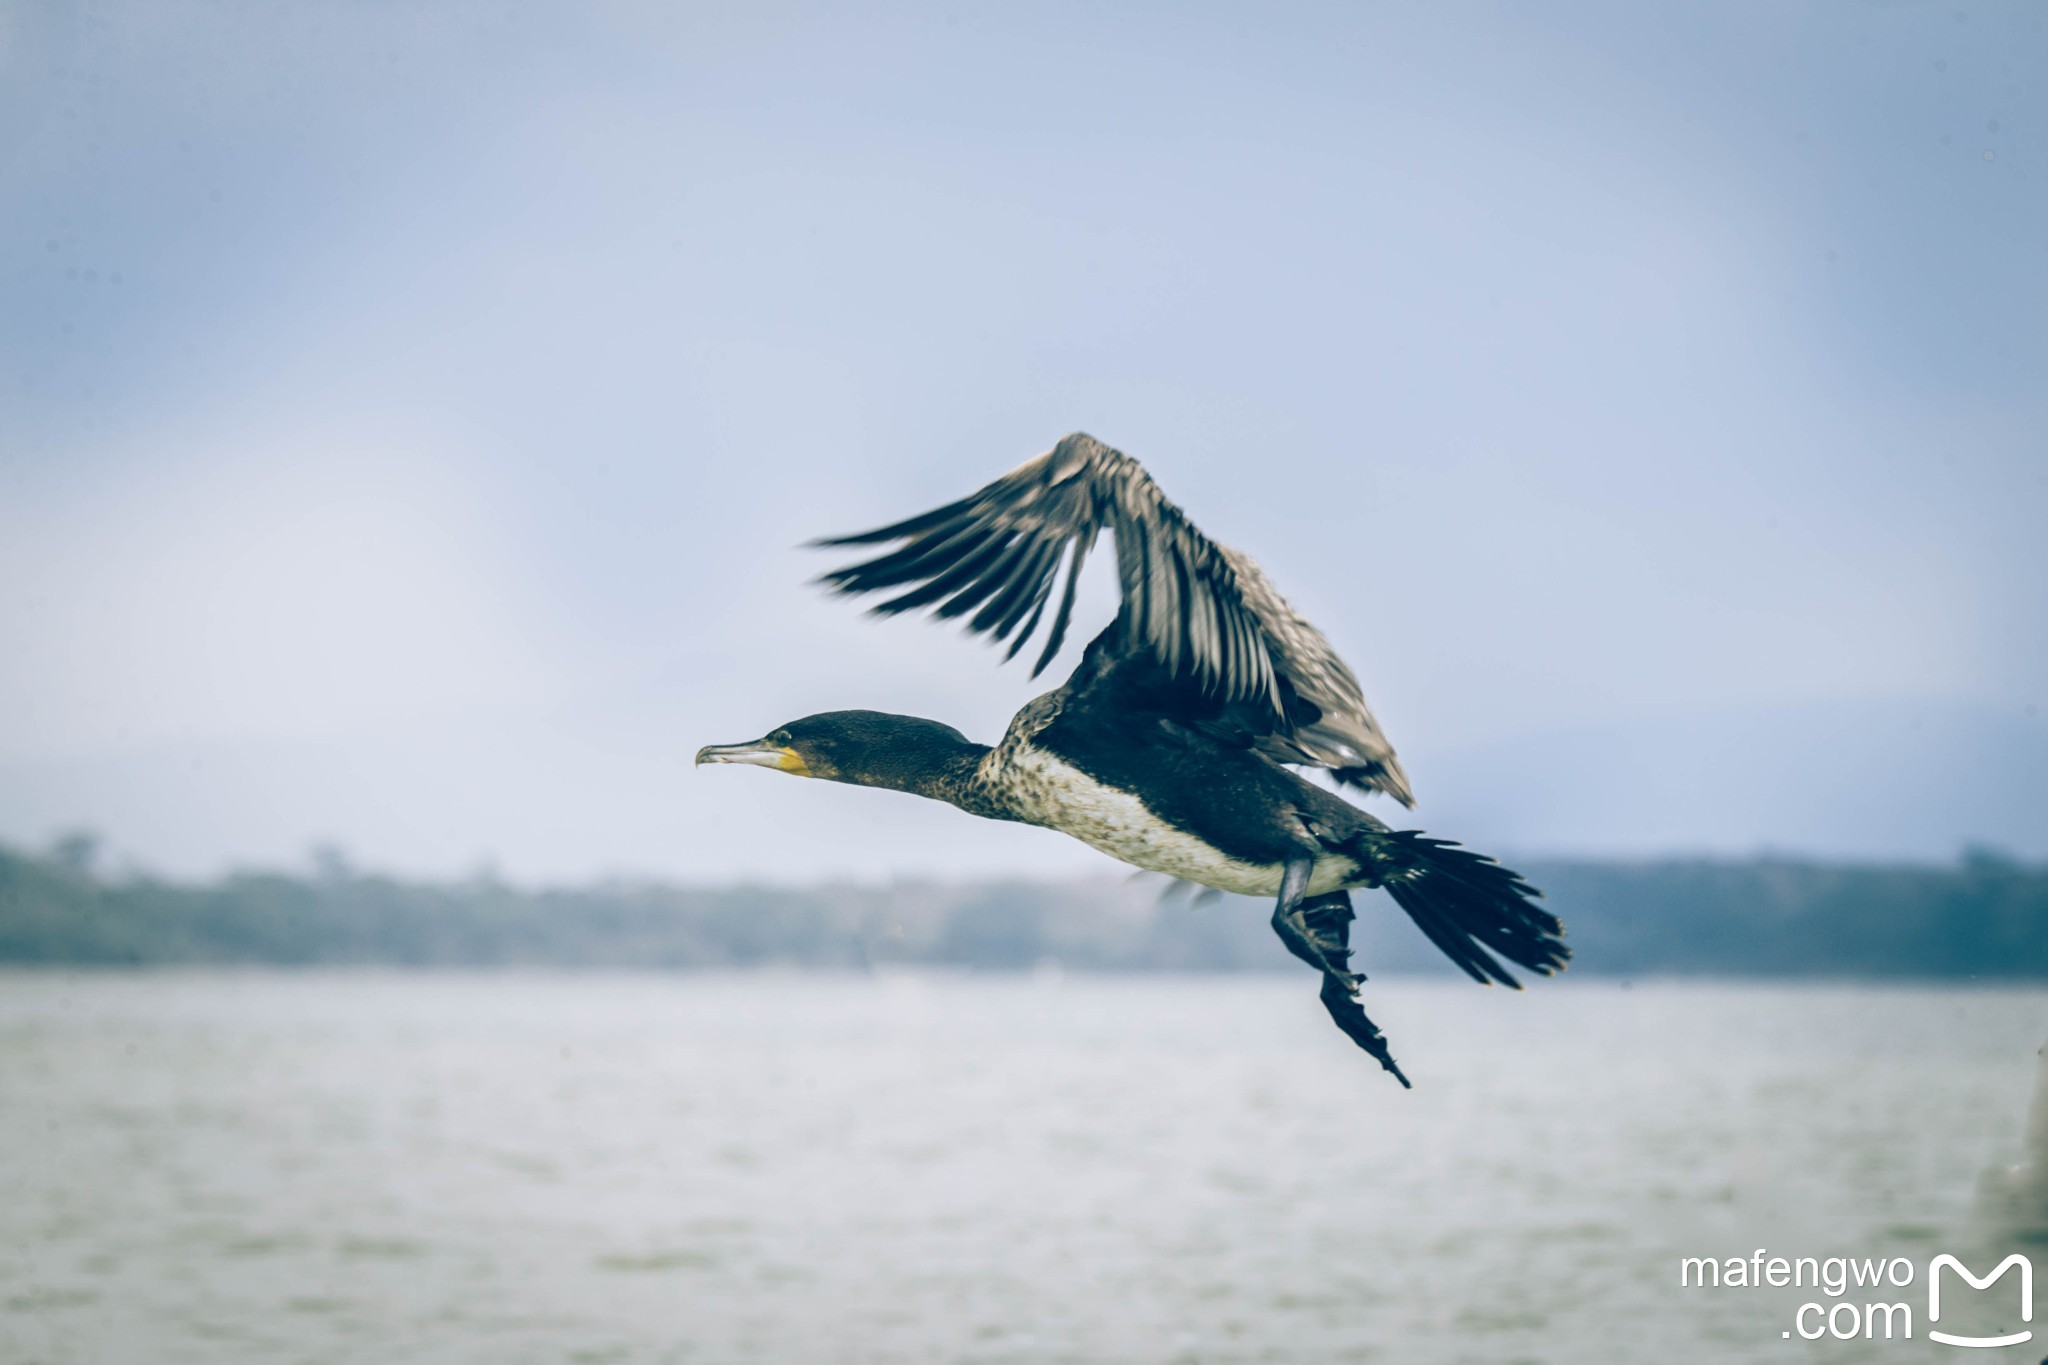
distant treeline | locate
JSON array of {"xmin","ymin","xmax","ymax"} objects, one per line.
[{"xmin": 2, "ymin": 838, "xmax": 2044, "ymax": 977}]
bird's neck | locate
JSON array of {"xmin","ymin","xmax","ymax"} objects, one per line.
[{"xmin": 845, "ymin": 736, "xmax": 1003, "ymax": 816}]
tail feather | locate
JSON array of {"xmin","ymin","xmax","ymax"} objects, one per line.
[{"xmin": 1368, "ymin": 831, "xmax": 1569, "ymax": 988}]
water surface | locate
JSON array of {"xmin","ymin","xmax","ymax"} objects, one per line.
[{"xmin": 1, "ymin": 973, "xmax": 2042, "ymax": 1363}]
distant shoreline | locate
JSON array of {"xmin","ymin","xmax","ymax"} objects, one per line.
[{"xmin": 3, "ymin": 843, "xmax": 2043, "ymax": 979}]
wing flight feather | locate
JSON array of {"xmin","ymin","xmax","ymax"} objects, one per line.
[{"xmin": 813, "ymin": 432, "xmax": 1413, "ymax": 804}]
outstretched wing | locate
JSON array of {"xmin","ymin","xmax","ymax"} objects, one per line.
[{"xmin": 813, "ymin": 432, "xmax": 1412, "ymax": 804}]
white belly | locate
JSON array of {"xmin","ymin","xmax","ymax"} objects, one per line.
[{"xmin": 990, "ymin": 747, "xmax": 1358, "ymax": 898}]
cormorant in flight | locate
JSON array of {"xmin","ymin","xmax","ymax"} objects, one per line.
[{"xmin": 698, "ymin": 433, "xmax": 1567, "ymax": 1085}]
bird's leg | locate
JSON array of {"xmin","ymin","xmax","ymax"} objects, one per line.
[
  {"xmin": 1269, "ymin": 859, "xmax": 1361, "ymax": 993},
  {"xmin": 1280, "ymin": 885, "xmax": 1408, "ymax": 1085}
]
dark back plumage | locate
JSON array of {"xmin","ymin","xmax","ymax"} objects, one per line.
[{"xmin": 814, "ymin": 432, "xmax": 1413, "ymax": 804}]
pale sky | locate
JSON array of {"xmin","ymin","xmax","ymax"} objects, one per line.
[{"xmin": 2, "ymin": 1, "xmax": 2043, "ymax": 880}]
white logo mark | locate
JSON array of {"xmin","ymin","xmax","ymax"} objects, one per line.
[{"xmin": 1928, "ymin": 1253, "xmax": 2032, "ymax": 1349}]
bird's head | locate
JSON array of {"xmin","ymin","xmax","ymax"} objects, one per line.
[{"xmin": 695, "ymin": 710, "xmax": 983, "ymax": 792}]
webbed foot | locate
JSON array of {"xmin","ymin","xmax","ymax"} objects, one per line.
[{"xmin": 1319, "ymin": 974, "xmax": 1410, "ymax": 1088}]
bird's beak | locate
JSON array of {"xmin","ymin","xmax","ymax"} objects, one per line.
[{"xmin": 694, "ymin": 741, "xmax": 809, "ymax": 775}]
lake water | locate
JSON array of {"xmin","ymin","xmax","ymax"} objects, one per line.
[{"xmin": 2, "ymin": 972, "xmax": 2044, "ymax": 1363}]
